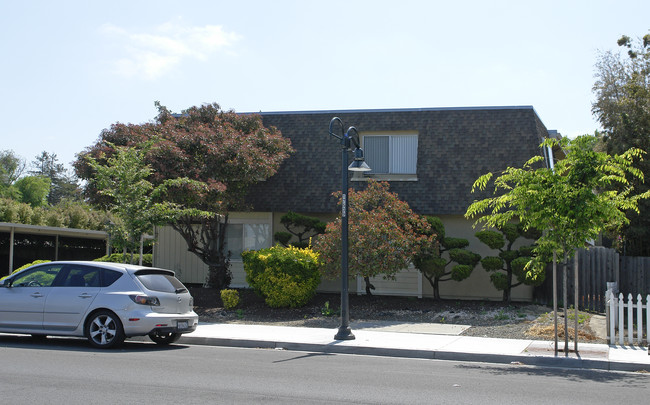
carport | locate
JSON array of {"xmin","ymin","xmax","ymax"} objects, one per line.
[{"xmin": 0, "ymin": 222, "xmax": 109, "ymax": 275}]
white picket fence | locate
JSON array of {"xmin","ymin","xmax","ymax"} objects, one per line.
[{"xmin": 607, "ymin": 291, "xmax": 649, "ymax": 345}]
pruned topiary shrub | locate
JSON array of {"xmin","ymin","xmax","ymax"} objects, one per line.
[
  {"xmin": 242, "ymin": 245, "xmax": 321, "ymax": 308},
  {"xmin": 412, "ymin": 216, "xmax": 481, "ymax": 300},
  {"xmin": 475, "ymin": 224, "xmax": 543, "ymax": 303}
]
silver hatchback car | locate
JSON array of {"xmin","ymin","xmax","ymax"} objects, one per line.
[{"xmin": 0, "ymin": 261, "xmax": 198, "ymax": 348}]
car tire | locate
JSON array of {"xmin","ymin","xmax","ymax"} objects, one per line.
[
  {"xmin": 85, "ymin": 310, "xmax": 125, "ymax": 349},
  {"xmin": 30, "ymin": 334, "xmax": 47, "ymax": 340},
  {"xmin": 148, "ymin": 331, "xmax": 182, "ymax": 345}
]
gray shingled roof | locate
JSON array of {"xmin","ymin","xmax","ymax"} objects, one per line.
[{"xmin": 245, "ymin": 106, "xmax": 550, "ymax": 216}]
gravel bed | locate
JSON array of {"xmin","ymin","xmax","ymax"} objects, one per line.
[{"xmin": 190, "ymin": 287, "xmax": 606, "ymax": 344}]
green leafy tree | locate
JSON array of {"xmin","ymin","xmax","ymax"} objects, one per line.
[
  {"xmin": 412, "ymin": 216, "xmax": 480, "ymax": 300},
  {"xmin": 475, "ymin": 223, "xmax": 542, "ymax": 303},
  {"xmin": 30, "ymin": 152, "xmax": 80, "ymax": 204},
  {"xmin": 0, "ymin": 150, "xmax": 25, "ymax": 199},
  {"xmin": 76, "ymin": 102, "xmax": 293, "ymax": 290},
  {"xmin": 592, "ymin": 31, "xmax": 650, "ymax": 255},
  {"xmin": 13, "ymin": 176, "xmax": 50, "ymax": 207},
  {"xmin": 86, "ymin": 141, "xmax": 208, "ymax": 263},
  {"xmin": 466, "ymin": 135, "xmax": 650, "ymax": 282},
  {"xmin": 274, "ymin": 211, "xmax": 326, "ymax": 248},
  {"xmin": 314, "ymin": 181, "xmax": 434, "ymax": 295}
]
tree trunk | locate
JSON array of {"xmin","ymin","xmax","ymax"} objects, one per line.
[
  {"xmin": 172, "ymin": 214, "xmax": 232, "ymax": 291},
  {"xmin": 207, "ymin": 262, "xmax": 232, "ymax": 291},
  {"xmin": 422, "ymin": 273, "xmax": 441, "ymax": 300},
  {"xmin": 363, "ymin": 276, "xmax": 375, "ymax": 296},
  {"xmin": 503, "ymin": 268, "xmax": 513, "ymax": 303},
  {"xmin": 433, "ymin": 277, "xmax": 441, "ymax": 300},
  {"xmin": 503, "ymin": 288, "xmax": 511, "ymax": 303}
]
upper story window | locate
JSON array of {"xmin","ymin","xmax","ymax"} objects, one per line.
[{"xmin": 359, "ymin": 132, "xmax": 418, "ymax": 180}]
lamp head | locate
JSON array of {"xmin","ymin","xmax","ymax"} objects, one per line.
[{"xmin": 348, "ymin": 148, "xmax": 371, "ymax": 172}]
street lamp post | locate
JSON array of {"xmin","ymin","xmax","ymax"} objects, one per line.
[{"xmin": 329, "ymin": 117, "xmax": 371, "ymax": 340}]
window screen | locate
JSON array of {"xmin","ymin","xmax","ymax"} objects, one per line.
[{"xmin": 364, "ymin": 134, "xmax": 417, "ymax": 174}]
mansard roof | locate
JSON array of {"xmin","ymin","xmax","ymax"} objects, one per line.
[{"xmin": 245, "ymin": 106, "xmax": 550, "ymax": 215}]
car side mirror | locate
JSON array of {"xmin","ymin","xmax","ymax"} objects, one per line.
[{"xmin": 0, "ymin": 278, "xmax": 13, "ymax": 288}]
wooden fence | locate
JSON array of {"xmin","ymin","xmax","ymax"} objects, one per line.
[
  {"xmin": 535, "ymin": 247, "xmax": 650, "ymax": 313},
  {"xmin": 619, "ymin": 256, "xmax": 650, "ymax": 296}
]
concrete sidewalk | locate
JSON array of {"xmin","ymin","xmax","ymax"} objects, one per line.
[{"xmin": 179, "ymin": 321, "xmax": 650, "ymax": 372}]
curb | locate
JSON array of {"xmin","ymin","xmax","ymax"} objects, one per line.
[{"xmin": 178, "ymin": 335, "xmax": 649, "ymax": 372}]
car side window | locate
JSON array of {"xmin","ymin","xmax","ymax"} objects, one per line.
[
  {"xmin": 11, "ymin": 264, "xmax": 64, "ymax": 287},
  {"xmin": 100, "ymin": 269, "xmax": 122, "ymax": 287},
  {"xmin": 61, "ymin": 266, "xmax": 101, "ymax": 287}
]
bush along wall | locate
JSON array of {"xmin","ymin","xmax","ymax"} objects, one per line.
[
  {"xmin": 94, "ymin": 253, "xmax": 153, "ymax": 266},
  {"xmin": 242, "ymin": 245, "xmax": 321, "ymax": 308}
]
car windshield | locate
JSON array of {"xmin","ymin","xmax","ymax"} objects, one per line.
[{"xmin": 135, "ymin": 271, "xmax": 187, "ymax": 293}]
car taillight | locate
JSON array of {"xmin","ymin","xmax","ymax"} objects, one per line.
[{"xmin": 129, "ymin": 294, "xmax": 160, "ymax": 306}]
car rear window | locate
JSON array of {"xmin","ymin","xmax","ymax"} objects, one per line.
[{"xmin": 136, "ymin": 272, "xmax": 187, "ymax": 293}]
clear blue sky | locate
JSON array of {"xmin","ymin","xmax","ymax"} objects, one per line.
[{"xmin": 2, "ymin": 0, "xmax": 649, "ymax": 171}]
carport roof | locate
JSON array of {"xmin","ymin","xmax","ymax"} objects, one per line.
[{"xmin": 0, "ymin": 222, "xmax": 108, "ymax": 239}]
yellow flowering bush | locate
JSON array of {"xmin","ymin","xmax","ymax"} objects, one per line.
[
  {"xmin": 242, "ymin": 245, "xmax": 321, "ymax": 308},
  {"xmin": 220, "ymin": 289, "xmax": 240, "ymax": 309}
]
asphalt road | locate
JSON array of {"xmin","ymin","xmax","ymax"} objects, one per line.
[{"xmin": 0, "ymin": 335, "xmax": 648, "ymax": 404}]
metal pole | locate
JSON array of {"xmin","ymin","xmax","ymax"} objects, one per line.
[
  {"xmin": 553, "ymin": 252, "xmax": 558, "ymax": 356},
  {"xmin": 562, "ymin": 253, "xmax": 569, "ymax": 357},
  {"xmin": 574, "ymin": 250, "xmax": 579, "ymax": 353},
  {"xmin": 335, "ymin": 134, "xmax": 354, "ymax": 340}
]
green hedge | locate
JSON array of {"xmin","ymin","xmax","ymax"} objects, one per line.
[{"xmin": 94, "ymin": 253, "xmax": 153, "ymax": 266}]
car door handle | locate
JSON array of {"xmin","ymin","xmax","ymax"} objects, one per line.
[
  {"xmin": 30, "ymin": 292, "xmax": 44, "ymax": 298},
  {"xmin": 78, "ymin": 293, "xmax": 94, "ymax": 299}
]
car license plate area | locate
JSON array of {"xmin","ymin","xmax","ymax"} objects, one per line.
[{"xmin": 177, "ymin": 321, "xmax": 189, "ymax": 330}]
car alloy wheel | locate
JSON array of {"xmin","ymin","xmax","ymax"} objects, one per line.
[{"xmin": 86, "ymin": 310, "xmax": 125, "ymax": 349}]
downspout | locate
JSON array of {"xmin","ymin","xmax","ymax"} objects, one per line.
[
  {"xmin": 546, "ymin": 139, "xmax": 560, "ymax": 355},
  {"xmin": 546, "ymin": 144, "xmax": 555, "ymax": 171}
]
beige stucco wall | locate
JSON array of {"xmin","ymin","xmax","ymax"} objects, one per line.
[
  {"xmin": 430, "ymin": 215, "xmax": 534, "ymax": 301},
  {"xmin": 154, "ymin": 211, "xmax": 535, "ymax": 302}
]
